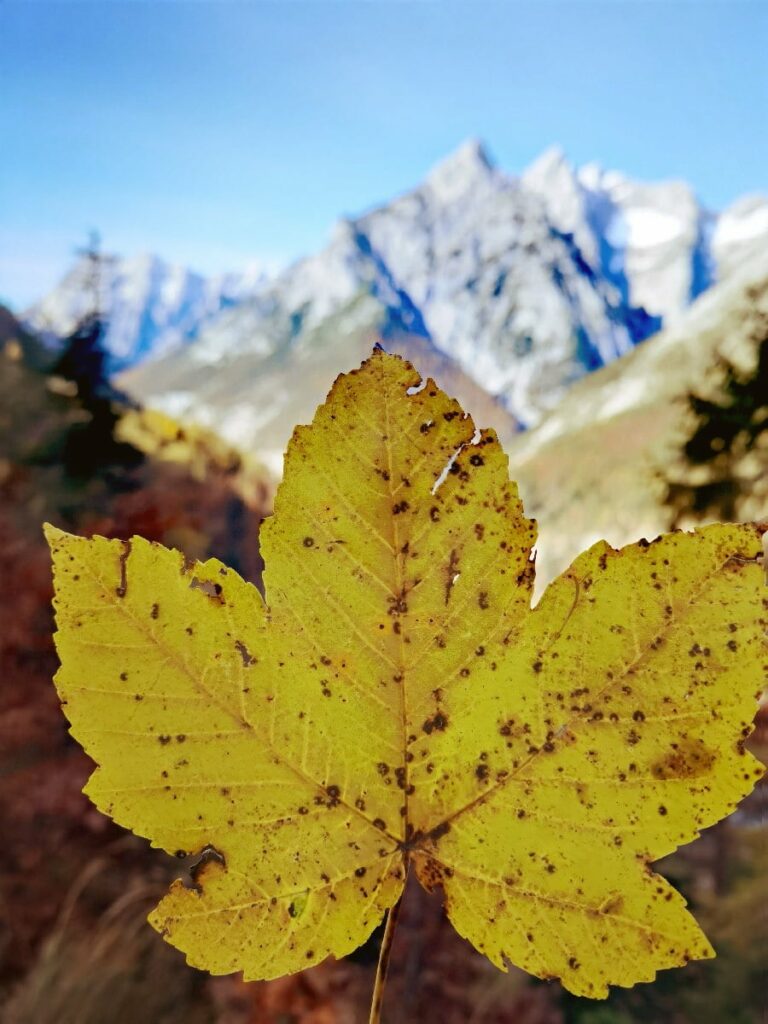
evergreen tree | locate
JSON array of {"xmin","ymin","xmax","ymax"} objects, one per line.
[
  {"xmin": 664, "ymin": 325, "xmax": 768, "ymax": 526},
  {"xmin": 43, "ymin": 233, "xmax": 141, "ymax": 482}
]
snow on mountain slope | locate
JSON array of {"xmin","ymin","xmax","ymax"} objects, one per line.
[
  {"xmin": 355, "ymin": 140, "xmax": 657, "ymax": 424},
  {"xmin": 121, "ymin": 245, "xmax": 517, "ymax": 475},
  {"xmin": 712, "ymin": 194, "xmax": 768, "ymax": 279},
  {"xmin": 521, "ymin": 146, "xmax": 601, "ymax": 269},
  {"xmin": 121, "ymin": 216, "xmax": 518, "ymax": 473},
  {"xmin": 524, "ymin": 148, "xmax": 706, "ymax": 321},
  {"xmin": 24, "ymin": 253, "xmax": 267, "ymax": 372},
  {"xmin": 122, "ymin": 140, "xmax": 658, "ymax": 431},
  {"xmin": 26, "ymin": 140, "xmax": 768, "ymax": 438},
  {"xmin": 184, "ymin": 219, "xmax": 429, "ymax": 370},
  {"xmin": 526, "ymin": 147, "xmax": 768, "ymax": 325}
]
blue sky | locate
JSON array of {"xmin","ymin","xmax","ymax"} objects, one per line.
[{"xmin": 2, "ymin": 0, "xmax": 766, "ymax": 309}]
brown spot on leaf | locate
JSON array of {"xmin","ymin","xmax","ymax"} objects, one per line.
[
  {"xmin": 115, "ymin": 539, "xmax": 131, "ymax": 598},
  {"xmin": 422, "ymin": 711, "xmax": 448, "ymax": 734},
  {"xmin": 235, "ymin": 640, "xmax": 256, "ymax": 666},
  {"xmin": 651, "ymin": 739, "xmax": 717, "ymax": 780},
  {"xmin": 325, "ymin": 784, "xmax": 341, "ymax": 807}
]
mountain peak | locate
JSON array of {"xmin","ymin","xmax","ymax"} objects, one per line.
[
  {"xmin": 424, "ymin": 138, "xmax": 495, "ymax": 201},
  {"xmin": 27, "ymin": 142, "xmax": 768, "ymax": 418},
  {"xmin": 521, "ymin": 145, "xmax": 576, "ymax": 191},
  {"xmin": 526, "ymin": 143, "xmax": 568, "ymax": 170}
]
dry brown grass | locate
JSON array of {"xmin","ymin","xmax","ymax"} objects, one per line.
[{"xmin": 3, "ymin": 861, "xmax": 212, "ymax": 1024}]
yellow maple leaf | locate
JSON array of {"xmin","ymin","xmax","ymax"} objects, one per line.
[{"xmin": 46, "ymin": 349, "xmax": 766, "ymax": 1003}]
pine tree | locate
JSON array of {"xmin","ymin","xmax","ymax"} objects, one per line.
[
  {"xmin": 44, "ymin": 233, "xmax": 141, "ymax": 482},
  {"xmin": 664, "ymin": 321, "xmax": 768, "ymax": 527}
]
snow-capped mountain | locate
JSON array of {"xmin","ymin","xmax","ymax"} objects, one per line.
[
  {"xmin": 523, "ymin": 146, "xmax": 768, "ymax": 324},
  {"xmin": 25, "ymin": 252, "xmax": 268, "ymax": 372},
  {"xmin": 126, "ymin": 140, "xmax": 666, "ymax": 430},
  {"xmin": 121, "ymin": 222, "xmax": 519, "ymax": 473},
  {"xmin": 523, "ymin": 147, "xmax": 708, "ymax": 322},
  {"xmin": 711, "ymin": 194, "xmax": 768, "ymax": 280},
  {"xmin": 26, "ymin": 140, "xmax": 768, "ymax": 435},
  {"xmin": 180, "ymin": 218, "xmax": 430, "ymax": 369},
  {"xmin": 353, "ymin": 140, "xmax": 658, "ymax": 423}
]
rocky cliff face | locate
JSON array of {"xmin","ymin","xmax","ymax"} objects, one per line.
[{"xmin": 26, "ymin": 140, "xmax": 768, "ymax": 443}]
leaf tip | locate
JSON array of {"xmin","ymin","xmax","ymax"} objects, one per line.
[{"xmin": 43, "ymin": 521, "xmax": 69, "ymax": 549}]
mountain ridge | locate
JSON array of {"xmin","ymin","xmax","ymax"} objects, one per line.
[{"xmin": 24, "ymin": 141, "xmax": 768, "ymax": 433}]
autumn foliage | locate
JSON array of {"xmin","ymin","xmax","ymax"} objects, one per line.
[
  {"xmin": 2, "ymin": 321, "xmax": 766, "ymax": 1023},
  {"xmin": 44, "ymin": 351, "xmax": 766, "ymax": 1017}
]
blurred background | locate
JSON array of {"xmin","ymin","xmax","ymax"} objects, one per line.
[{"xmin": 1, "ymin": 2, "xmax": 766, "ymax": 1022}]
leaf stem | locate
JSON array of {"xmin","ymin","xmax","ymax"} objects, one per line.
[{"xmin": 369, "ymin": 895, "xmax": 403, "ymax": 1024}]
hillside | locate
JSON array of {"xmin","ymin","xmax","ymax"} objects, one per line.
[
  {"xmin": 506, "ymin": 249, "xmax": 768, "ymax": 587},
  {"xmin": 121, "ymin": 287, "xmax": 520, "ymax": 474}
]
